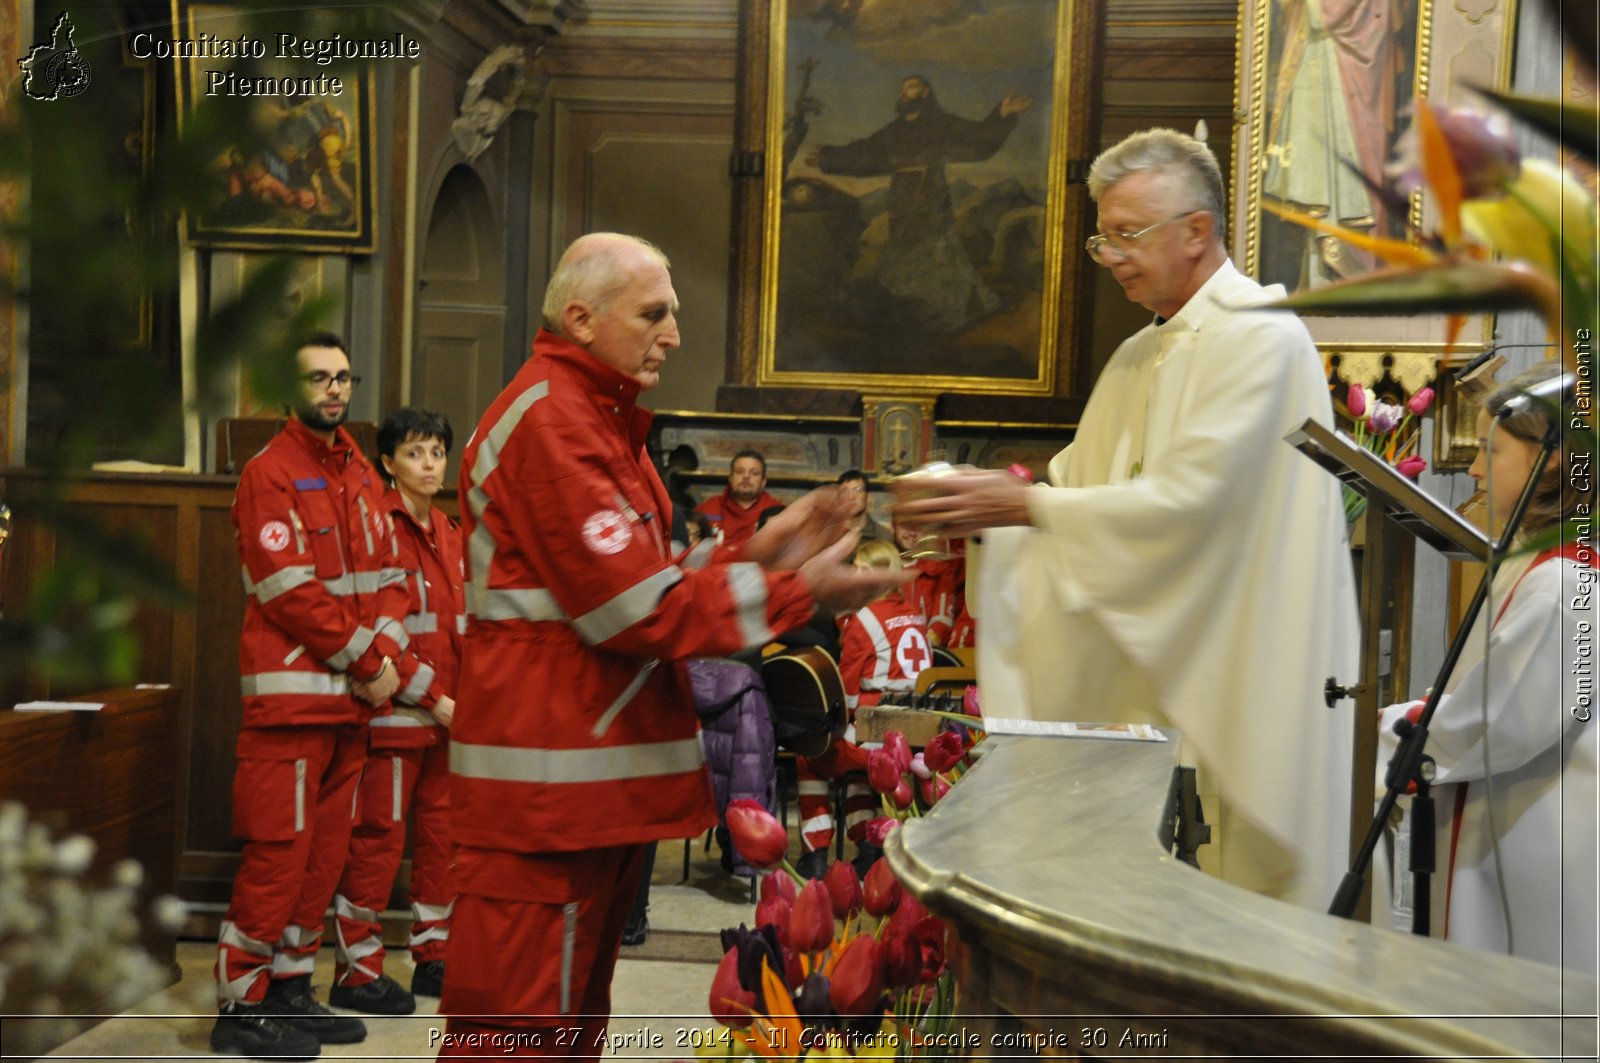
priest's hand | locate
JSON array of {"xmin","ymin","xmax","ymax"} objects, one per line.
[
  {"xmin": 742, "ymin": 486, "xmax": 853, "ymax": 571},
  {"xmin": 890, "ymin": 467, "xmax": 1035, "ymax": 539}
]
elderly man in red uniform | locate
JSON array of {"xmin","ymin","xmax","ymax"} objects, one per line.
[
  {"xmin": 695, "ymin": 449, "xmax": 781, "ymax": 548},
  {"xmin": 212, "ymin": 333, "xmax": 409, "ymax": 1061},
  {"xmin": 439, "ymin": 233, "xmax": 903, "ymax": 1060}
]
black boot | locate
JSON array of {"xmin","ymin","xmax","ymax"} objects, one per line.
[
  {"xmin": 263, "ymin": 975, "xmax": 368, "ymax": 1043},
  {"xmin": 796, "ymin": 847, "xmax": 829, "ymax": 881},
  {"xmin": 210, "ymin": 1000, "xmax": 321, "ymax": 1060},
  {"xmin": 410, "ymin": 960, "xmax": 444, "ymax": 998},
  {"xmin": 328, "ymin": 972, "xmax": 417, "ymax": 1016},
  {"xmin": 851, "ymin": 842, "xmax": 883, "ymax": 879}
]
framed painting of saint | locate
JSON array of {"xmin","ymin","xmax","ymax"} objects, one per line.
[{"xmin": 745, "ymin": 0, "xmax": 1091, "ymax": 397}]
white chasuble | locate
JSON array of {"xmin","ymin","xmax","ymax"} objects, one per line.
[{"xmin": 972, "ymin": 260, "xmax": 1360, "ymax": 909}]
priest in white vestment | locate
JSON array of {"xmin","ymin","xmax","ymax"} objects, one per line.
[{"xmin": 894, "ymin": 129, "xmax": 1360, "ymax": 909}]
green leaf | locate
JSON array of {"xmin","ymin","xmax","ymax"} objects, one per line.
[{"xmin": 1265, "ymin": 260, "xmax": 1555, "ymax": 317}]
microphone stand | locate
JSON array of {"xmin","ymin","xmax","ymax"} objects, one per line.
[{"xmin": 1329, "ymin": 413, "xmax": 1562, "ymax": 927}]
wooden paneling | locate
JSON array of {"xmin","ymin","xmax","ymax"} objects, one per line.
[{"xmin": 0, "ymin": 686, "xmax": 180, "ymax": 966}]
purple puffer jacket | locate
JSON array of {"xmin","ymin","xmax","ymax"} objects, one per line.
[{"xmin": 691, "ymin": 658, "xmax": 778, "ymax": 877}]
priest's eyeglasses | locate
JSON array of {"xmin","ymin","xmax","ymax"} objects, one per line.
[
  {"xmin": 302, "ymin": 371, "xmax": 362, "ymax": 391},
  {"xmin": 1085, "ymin": 210, "xmax": 1201, "ymax": 264}
]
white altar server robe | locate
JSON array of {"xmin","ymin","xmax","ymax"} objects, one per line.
[{"xmin": 973, "ymin": 260, "xmax": 1360, "ymax": 909}]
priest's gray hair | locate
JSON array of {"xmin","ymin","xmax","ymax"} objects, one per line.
[
  {"xmin": 1088, "ymin": 128, "xmax": 1228, "ymax": 244},
  {"xmin": 542, "ymin": 233, "xmax": 671, "ymax": 333}
]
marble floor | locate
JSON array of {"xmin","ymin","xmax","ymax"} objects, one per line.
[{"xmin": 41, "ymin": 839, "xmax": 760, "ymax": 1061}]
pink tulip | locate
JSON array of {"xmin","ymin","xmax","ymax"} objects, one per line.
[
  {"xmin": 824, "ymin": 860, "xmax": 863, "ymax": 918},
  {"xmin": 922, "ymin": 730, "xmax": 966, "ymax": 774},
  {"xmin": 863, "ymin": 857, "xmax": 901, "ymax": 917},
  {"xmin": 862, "ymin": 817, "xmax": 900, "ymax": 847},
  {"xmin": 759, "ymin": 869, "xmax": 796, "ymax": 906},
  {"xmin": 1407, "ymin": 387, "xmax": 1435, "ymax": 415},
  {"xmin": 828, "ymin": 934, "xmax": 885, "ymax": 1016},
  {"xmin": 710, "ymin": 947, "xmax": 756, "ymax": 1027},
  {"xmin": 919, "ymin": 775, "xmax": 951, "ymax": 805},
  {"xmin": 788, "ymin": 879, "xmax": 836, "ymax": 953},
  {"xmin": 867, "ymin": 748, "xmax": 903, "ymax": 794},
  {"xmin": 1345, "ymin": 383, "xmax": 1366, "ymax": 418},
  {"xmin": 962, "ymin": 685, "xmax": 981, "ymax": 716},
  {"xmin": 883, "ymin": 731, "xmax": 913, "ymax": 774},
  {"xmin": 725, "ymin": 799, "xmax": 788, "ymax": 869},
  {"xmin": 1396, "ymin": 454, "xmax": 1428, "ymax": 479},
  {"xmin": 908, "ymin": 752, "xmax": 931, "ymax": 780}
]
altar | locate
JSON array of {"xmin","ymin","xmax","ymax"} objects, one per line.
[{"xmin": 886, "ymin": 732, "xmax": 1596, "ymax": 1060}]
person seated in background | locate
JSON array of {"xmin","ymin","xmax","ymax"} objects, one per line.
[
  {"xmin": 696, "ymin": 449, "xmax": 782, "ymax": 548},
  {"xmin": 331, "ymin": 407, "xmax": 463, "ymax": 1015},
  {"xmin": 837, "ymin": 469, "xmax": 892, "ymax": 542},
  {"xmin": 796, "ymin": 540, "xmax": 933, "ymax": 879},
  {"xmin": 1377, "ymin": 362, "xmax": 1595, "ymax": 974},
  {"xmin": 893, "ymin": 518, "xmax": 973, "ymax": 648}
]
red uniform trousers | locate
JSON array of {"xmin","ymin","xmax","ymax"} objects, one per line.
[
  {"xmin": 216, "ymin": 724, "xmax": 367, "ymax": 1004},
  {"xmin": 437, "ymin": 845, "xmax": 646, "ymax": 1060},
  {"xmin": 334, "ymin": 739, "xmax": 454, "ymax": 986},
  {"xmin": 797, "ymin": 735, "xmax": 874, "ymax": 855}
]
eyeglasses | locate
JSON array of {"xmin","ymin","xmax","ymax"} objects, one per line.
[
  {"xmin": 302, "ymin": 371, "xmax": 362, "ymax": 390},
  {"xmin": 1085, "ymin": 210, "xmax": 1201, "ymax": 263}
]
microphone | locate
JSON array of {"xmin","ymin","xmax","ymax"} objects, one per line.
[{"xmin": 1495, "ymin": 372, "xmax": 1575, "ymax": 418}]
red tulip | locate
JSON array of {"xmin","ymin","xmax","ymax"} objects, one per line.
[
  {"xmin": 755, "ymin": 895, "xmax": 792, "ymax": 935},
  {"xmin": 1396, "ymin": 454, "xmax": 1428, "ymax": 480},
  {"xmin": 862, "ymin": 817, "xmax": 900, "ymax": 847},
  {"xmin": 1345, "ymin": 383, "xmax": 1367, "ymax": 418},
  {"xmin": 1407, "ymin": 386, "xmax": 1435, "ymax": 415},
  {"xmin": 908, "ymin": 916, "xmax": 948, "ymax": 985},
  {"xmin": 726, "ymin": 799, "xmax": 788, "ymax": 869},
  {"xmin": 824, "ymin": 860, "xmax": 862, "ymax": 918},
  {"xmin": 891, "ymin": 777, "xmax": 914, "ymax": 809},
  {"xmin": 883, "ymin": 731, "xmax": 913, "ymax": 774},
  {"xmin": 962, "ymin": 685, "xmax": 981, "ymax": 717},
  {"xmin": 863, "ymin": 857, "xmax": 901, "ymax": 916},
  {"xmin": 759, "ymin": 869, "xmax": 797, "ymax": 906},
  {"xmin": 919, "ymin": 775, "xmax": 951, "ymax": 805},
  {"xmin": 710, "ymin": 947, "xmax": 756, "ymax": 1027},
  {"xmin": 922, "ymin": 730, "xmax": 966, "ymax": 773},
  {"xmin": 867, "ymin": 747, "xmax": 903, "ymax": 794},
  {"xmin": 789, "ymin": 879, "xmax": 836, "ymax": 953},
  {"xmin": 880, "ymin": 923, "xmax": 921, "ymax": 988},
  {"xmin": 889, "ymin": 892, "xmax": 927, "ymax": 931},
  {"xmin": 828, "ymin": 934, "xmax": 885, "ymax": 1015},
  {"xmin": 784, "ymin": 942, "xmax": 805, "ymax": 988}
]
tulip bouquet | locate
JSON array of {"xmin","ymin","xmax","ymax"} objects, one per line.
[
  {"xmin": 1340, "ymin": 381, "xmax": 1435, "ymax": 523},
  {"xmin": 709, "ymin": 723, "xmax": 981, "ymax": 1060}
]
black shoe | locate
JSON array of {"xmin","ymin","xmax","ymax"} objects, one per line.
[
  {"xmin": 796, "ymin": 847, "xmax": 829, "ymax": 881},
  {"xmin": 410, "ymin": 960, "xmax": 444, "ymax": 998},
  {"xmin": 621, "ymin": 913, "xmax": 649, "ymax": 946},
  {"xmin": 851, "ymin": 842, "xmax": 883, "ymax": 879},
  {"xmin": 264, "ymin": 975, "xmax": 369, "ymax": 1042},
  {"xmin": 210, "ymin": 1001, "xmax": 321, "ymax": 1060},
  {"xmin": 328, "ymin": 972, "xmax": 416, "ymax": 1016}
]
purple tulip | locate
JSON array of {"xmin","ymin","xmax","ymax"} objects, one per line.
[
  {"xmin": 1367, "ymin": 402, "xmax": 1403, "ymax": 434},
  {"xmin": 1390, "ymin": 103, "xmax": 1521, "ymax": 200}
]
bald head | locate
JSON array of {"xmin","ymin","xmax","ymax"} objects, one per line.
[{"xmin": 543, "ymin": 233, "xmax": 681, "ymax": 390}]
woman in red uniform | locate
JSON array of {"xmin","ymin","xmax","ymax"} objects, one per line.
[{"xmin": 331, "ymin": 408, "xmax": 464, "ymax": 1014}]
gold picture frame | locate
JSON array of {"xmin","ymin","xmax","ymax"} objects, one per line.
[
  {"xmin": 743, "ymin": 0, "xmax": 1095, "ymax": 397},
  {"xmin": 173, "ymin": 2, "xmax": 378, "ymax": 254},
  {"xmin": 1233, "ymin": 0, "xmax": 1518, "ymax": 356}
]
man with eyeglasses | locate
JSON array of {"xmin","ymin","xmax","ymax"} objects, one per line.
[
  {"xmin": 893, "ymin": 129, "xmax": 1359, "ymax": 911},
  {"xmin": 212, "ymin": 331, "xmax": 411, "ymax": 1060}
]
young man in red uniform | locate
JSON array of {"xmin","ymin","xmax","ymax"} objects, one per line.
[
  {"xmin": 212, "ymin": 333, "xmax": 409, "ymax": 1061},
  {"xmin": 330, "ymin": 408, "xmax": 463, "ymax": 1017},
  {"xmin": 797, "ymin": 540, "xmax": 933, "ymax": 878},
  {"xmin": 440, "ymin": 232, "xmax": 904, "ymax": 1060},
  {"xmin": 695, "ymin": 449, "xmax": 782, "ymax": 548}
]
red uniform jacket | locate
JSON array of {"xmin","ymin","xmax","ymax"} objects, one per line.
[
  {"xmin": 452, "ymin": 330, "xmax": 817, "ymax": 853},
  {"xmin": 696, "ymin": 486, "xmax": 783, "ymax": 549},
  {"xmin": 370, "ymin": 490, "xmax": 464, "ymax": 750},
  {"xmin": 838, "ymin": 592, "xmax": 933, "ymax": 711},
  {"xmin": 233, "ymin": 418, "xmax": 408, "ymax": 728},
  {"xmin": 908, "ymin": 555, "xmax": 971, "ymax": 647}
]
